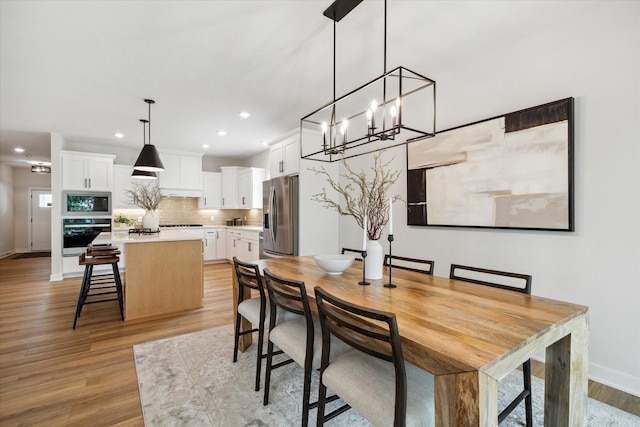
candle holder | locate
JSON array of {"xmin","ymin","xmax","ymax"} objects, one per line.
[
  {"xmin": 384, "ymin": 234, "xmax": 396, "ymax": 288},
  {"xmin": 358, "ymin": 250, "xmax": 370, "ymax": 286}
]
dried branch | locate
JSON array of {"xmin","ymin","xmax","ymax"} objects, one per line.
[
  {"xmin": 125, "ymin": 182, "xmax": 163, "ymax": 211},
  {"xmin": 310, "ymin": 151, "xmax": 401, "ymax": 240}
]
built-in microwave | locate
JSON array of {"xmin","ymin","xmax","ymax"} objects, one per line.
[{"xmin": 62, "ymin": 191, "xmax": 112, "ymax": 216}]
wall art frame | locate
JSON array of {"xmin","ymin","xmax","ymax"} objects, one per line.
[{"xmin": 406, "ymin": 97, "xmax": 574, "ymax": 231}]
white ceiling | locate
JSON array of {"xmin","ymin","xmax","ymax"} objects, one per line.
[{"xmin": 0, "ymin": 0, "xmax": 597, "ymax": 167}]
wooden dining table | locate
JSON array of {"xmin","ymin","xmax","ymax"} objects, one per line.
[{"xmin": 233, "ymin": 256, "xmax": 589, "ymax": 427}]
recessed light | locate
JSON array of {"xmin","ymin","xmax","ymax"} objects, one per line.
[
  {"xmin": 217, "ymin": 130, "xmax": 226, "ymax": 136},
  {"xmin": 14, "ymin": 147, "xmax": 25, "ymax": 153},
  {"xmin": 114, "ymin": 133, "xmax": 124, "ymax": 138},
  {"xmin": 239, "ymin": 111, "xmax": 250, "ymax": 118},
  {"xmin": 261, "ymin": 141, "xmax": 269, "ymax": 146},
  {"xmin": 202, "ymin": 144, "xmax": 210, "ymax": 149}
]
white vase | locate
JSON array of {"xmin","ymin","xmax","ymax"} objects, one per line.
[
  {"xmin": 365, "ymin": 239, "xmax": 384, "ymax": 280},
  {"xmin": 142, "ymin": 210, "xmax": 159, "ymax": 231}
]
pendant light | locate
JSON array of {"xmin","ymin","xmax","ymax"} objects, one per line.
[
  {"xmin": 133, "ymin": 99, "xmax": 165, "ymax": 172},
  {"xmin": 131, "ymin": 119, "xmax": 158, "ymax": 179},
  {"xmin": 300, "ymin": 0, "xmax": 436, "ymax": 162}
]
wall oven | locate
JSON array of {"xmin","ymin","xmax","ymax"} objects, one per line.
[
  {"xmin": 63, "ymin": 217, "xmax": 112, "ymax": 256},
  {"xmin": 62, "ymin": 191, "xmax": 112, "ymax": 216}
]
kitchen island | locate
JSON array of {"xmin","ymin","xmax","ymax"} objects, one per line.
[{"xmin": 93, "ymin": 230, "xmax": 203, "ymax": 321}]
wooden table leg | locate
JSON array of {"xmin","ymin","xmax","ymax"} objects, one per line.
[
  {"xmin": 231, "ymin": 266, "xmax": 253, "ymax": 352},
  {"xmin": 434, "ymin": 370, "xmax": 498, "ymax": 427},
  {"xmin": 544, "ymin": 314, "xmax": 589, "ymax": 426}
]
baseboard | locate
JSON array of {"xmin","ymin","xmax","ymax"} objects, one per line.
[
  {"xmin": 531, "ymin": 354, "xmax": 640, "ymax": 398},
  {"xmin": 50, "ymin": 273, "xmax": 64, "ymax": 281},
  {"xmin": 0, "ymin": 250, "xmax": 16, "ymax": 259}
]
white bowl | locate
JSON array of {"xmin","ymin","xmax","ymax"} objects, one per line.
[{"xmin": 314, "ymin": 254, "xmax": 355, "ymax": 275}]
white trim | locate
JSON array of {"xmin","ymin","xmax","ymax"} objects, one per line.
[{"xmin": 589, "ymin": 362, "xmax": 640, "ymax": 398}]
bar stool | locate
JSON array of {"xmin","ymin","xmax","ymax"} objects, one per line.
[{"xmin": 72, "ymin": 245, "xmax": 124, "ymax": 329}]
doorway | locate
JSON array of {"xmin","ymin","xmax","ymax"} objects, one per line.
[{"xmin": 30, "ymin": 188, "xmax": 52, "ymax": 251}]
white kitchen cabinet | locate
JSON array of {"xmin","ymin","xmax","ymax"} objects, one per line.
[
  {"xmin": 240, "ymin": 230, "xmax": 260, "ymax": 263},
  {"xmin": 220, "ymin": 166, "xmax": 245, "ymax": 209},
  {"xmin": 204, "ymin": 227, "xmax": 226, "ymax": 261},
  {"xmin": 238, "ymin": 167, "xmax": 266, "ymax": 209},
  {"xmin": 199, "ymin": 172, "xmax": 222, "ymax": 209},
  {"xmin": 226, "ymin": 229, "xmax": 242, "ymax": 261},
  {"xmin": 61, "ymin": 151, "xmax": 115, "ymax": 191},
  {"xmin": 269, "ymin": 131, "xmax": 300, "ymax": 178},
  {"xmin": 157, "ymin": 150, "xmax": 203, "ymax": 197}
]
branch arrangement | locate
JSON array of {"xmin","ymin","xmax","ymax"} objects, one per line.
[
  {"xmin": 125, "ymin": 182, "xmax": 163, "ymax": 211},
  {"xmin": 310, "ymin": 152, "xmax": 401, "ymax": 240}
]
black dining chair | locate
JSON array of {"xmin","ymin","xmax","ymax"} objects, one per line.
[
  {"xmin": 232, "ymin": 257, "xmax": 269, "ymax": 391},
  {"xmin": 314, "ymin": 286, "xmax": 435, "ymax": 426},
  {"xmin": 384, "ymin": 255, "xmax": 434, "ymax": 275},
  {"xmin": 341, "ymin": 247, "xmax": 363, "ymax": 261},
  {"xmin": 450, "ymin": 264, "xmax": 533, "ymax": 426},
  {"xmin": 262, "ymin": 269, "xmax": 350, "ymax": 427}
]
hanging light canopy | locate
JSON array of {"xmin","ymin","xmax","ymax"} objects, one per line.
[
  {"xmin": 300, "ymin": 0, "xmax": 436, "ymax": 162},
  {"xmin": 31, "ymin": 164, "xmax": 51, "ymax": 174},
  {"xmin": 132, "ymin": 119, "xmax": 158, "ymax": 179},
  {"xmin": 133, "ymin": 99, "xmax": 165, "ymax": 172}
]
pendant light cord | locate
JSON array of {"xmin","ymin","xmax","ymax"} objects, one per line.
[{"xmin": 148, "ymin": 102, "xmax": 151, "ymax": 146}]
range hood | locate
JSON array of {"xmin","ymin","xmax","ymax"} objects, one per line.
[{"xmin": 161, "ymin": 189, "xmax": 203, "ymax": 198}]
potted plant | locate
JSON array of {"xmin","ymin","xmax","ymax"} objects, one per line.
[
  {"xmin": 125, "ymin": 182, "xmax": 163, "ymax": 231},
  {"xmin": 114, "ymin": 214, "xmax": 133, "ymax": 228},
  {"xmin": 310, "ymin": 151, "xmax": 401, "ymax": 279}
]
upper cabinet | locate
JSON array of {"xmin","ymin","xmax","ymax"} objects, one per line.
[
  {"xmin": 157, "ymin": 150, "xmax": 203, "ymax": 197},
  {"xmin": 220, "ymin": 166, "xmax": 244, "ymax": 209},
  {"xmin": 61, "ymin": 151, "xmax": 115, "ymax": 191},
  {"xmin": 200, "ymin": 172, "xmax": 222, "ymax": 209},
  {"xmin": 238, "ymin": 167, "xmax": 266, "ymax": 209},
  {"xmin": 269, "ymin": 130, "xmax": 300, "ymax": 178}
]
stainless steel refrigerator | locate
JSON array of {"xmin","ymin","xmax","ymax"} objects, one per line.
[{"xmin": 263, "ymin": 175, "xmax": 298, "ymax": 257}]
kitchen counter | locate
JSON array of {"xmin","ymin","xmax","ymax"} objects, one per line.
[
  {"xmin": 94, "ymin": 230, "xmax": 204, "ymax": 321},
  {"xmin": 95, "ymin": 229, "xmax": 203, "ymax": 244}
]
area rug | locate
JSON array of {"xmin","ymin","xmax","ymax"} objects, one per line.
[
  {"xmin": 12, "ymin": 251, "xmax": 51, "ymax": 259},
  {"xmin": 133, "ymin": 325, "xmax": 640, "ymax": 427}
]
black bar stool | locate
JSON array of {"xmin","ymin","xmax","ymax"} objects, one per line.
[{"xmin": 72, "ymin": 245, "xmax": 124, "ymax": 329}]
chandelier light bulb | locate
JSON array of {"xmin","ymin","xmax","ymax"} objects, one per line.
[
  {"xmin": 340, "ymin": 119, "xmax": 349, "ymax": 133},
  {"xmin": 321, "ymin": 121, "xmax": 328, "ymax": 134},
  {"xmin": 370, "ymin": 100, "xmax": 378, "ymax": 112}
]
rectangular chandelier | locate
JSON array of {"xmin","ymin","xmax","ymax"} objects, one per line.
[{"xmin": 300, "ymin": 66, "xmax": 436, "ymax": 162}]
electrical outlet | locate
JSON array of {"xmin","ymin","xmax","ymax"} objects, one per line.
[
  {"xmin": 210, "ymin": 215, "xmax": 215, "ymax": 221},
  {"xmin": 137, "ymin": 216, "xmax": 142, "ymax": 222}
]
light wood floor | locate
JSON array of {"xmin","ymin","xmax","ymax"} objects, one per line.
[{"xmin": 0, "ymin": 256, "xmax": 638, "ymax": 426}]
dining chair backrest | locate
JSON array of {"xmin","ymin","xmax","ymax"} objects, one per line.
[
  {"xmin": 384, "ymin": 255, "xmax": 434, "ymax": 275},
  {"xmin": 263, "ymin": 268, "xmax": 314, "ymax": 331},
  {"xmin": 233, "ymin": 256, "xmax": 267, "ymax": 302},
  {"xmin": 450, "ymin": 264, "xmax": 532, "ymax": 294},
  {"xmin": 341, "ymin": 247, "xmax": 363, "ymax": 261},
  {"xmin": 314, "ymin": 286, "xmax": 408, "ymax": 426}
]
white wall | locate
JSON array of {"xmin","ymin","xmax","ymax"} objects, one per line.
[
  {"xmin": 0, "ymin": 162, "xmax": 15, "ymax": 257},
  {"xmin": 337, "ymin": 1, "xmax": 640, "ymax": 396}
]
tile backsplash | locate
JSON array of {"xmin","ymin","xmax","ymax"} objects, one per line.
[{"xmin": 113, "ymin": 197, "xmax": 262, "ymax": 227}]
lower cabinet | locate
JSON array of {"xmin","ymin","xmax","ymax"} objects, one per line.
[
  {"xmin": 226, "ymin": 230, "xmax": 242, "ymax": 262},
  {"xmin": 240, "ymin": 231, "xmax": 260, "ymax": 263},
  {"xmin": 204, "ymin": 228, "xmax": 227, "ymax": 261}
]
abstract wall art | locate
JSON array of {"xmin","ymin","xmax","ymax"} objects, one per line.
[{"xmin": 406, "ymin": 98, "xmax": 574, "ymax": 231}]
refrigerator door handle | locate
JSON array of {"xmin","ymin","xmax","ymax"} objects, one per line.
[{"xmin": 269, "ymin": 186, "xmax": 277, "ymax": 245}]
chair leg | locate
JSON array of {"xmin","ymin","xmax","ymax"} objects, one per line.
[
  {"xmin": 73, "ymin": 266, "xmax": 91, "ymax": 329},
  {"xmin": 301, "ymin": 355, "xmax": 313, "ymax": 427},
  {"xmin": 263, "ymin": 340, "xmax": 274, "ymax": 406},
  {"xmin": 523, "ymin": 359, "xmax": 533, "ymax": 427},
  {"xmin": 233, "ymin": 313, "xmax": 242, "ymax": 363},
  {"xmin": 112, "ymin": 263, "xmax": 124, "ymax": 321},
  {"xmin": 316, "ymin": 376, "xmax": 327, "ymax": 427},
  {"xmin": 255, "ymin": 322, "xmax": 265, "ymax": 391}
]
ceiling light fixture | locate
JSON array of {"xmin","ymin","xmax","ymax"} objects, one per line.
[
  {"xmin": 14, "ymin": 147, "xmax": 25, "ymax": 153},
  {"xmin": 133, "ymin": 99, "xmax": 165, "ymax": 172},
  {"xmin": 239, "ymin": 112, "xmax": 251, "ymax": 118},
  {"xmin": 300, "ymin": 0, "xmax": 436, "ymax": 162},
  {"xmin": 31, "ymin": 164, "xmax": 51, "ymax": 174},
  {"xmin": 132, "ymin": 119, "xmax": 158, "ymax": 180},
  {"xmin": 114, "ymin": 132, "xmax": 124, "ymax": 138},
  {"xmin": 217, "ymin": 130, "xmax": 226, "ymax": 136},
  {"xmin": 202, "ymin": 144, "xmax": 210, "ymax": 149}
]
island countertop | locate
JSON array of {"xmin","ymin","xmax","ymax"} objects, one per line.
[{"xmin": 93, "ymin": 230, "xmax": 203, "ymax": 245}]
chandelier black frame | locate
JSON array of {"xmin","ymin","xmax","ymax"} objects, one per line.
[{"xmin": 300, "ymin": 0, "xmax": 436, "ymax": 162}]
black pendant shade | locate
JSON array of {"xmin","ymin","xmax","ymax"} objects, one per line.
[
  {"xmin": 133, "ymin": 99, "xmax": 165, "ymax": 172},
  {"xmin": 131, "ymin": 168, "xmax": 158, "ymax": 180}
]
